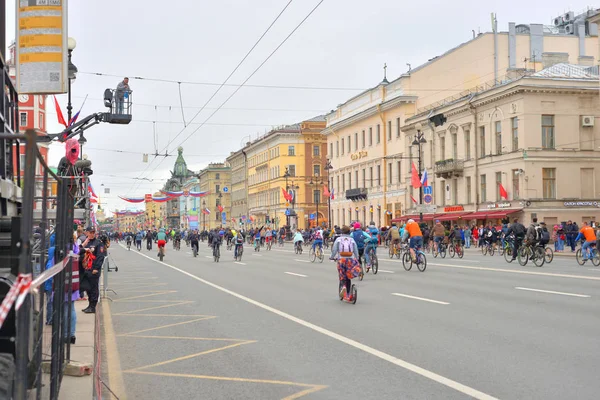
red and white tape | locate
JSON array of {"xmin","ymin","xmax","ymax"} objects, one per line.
[{"xmin": 0, "ymin": 274, "xmax": 33, "ymax": 330}]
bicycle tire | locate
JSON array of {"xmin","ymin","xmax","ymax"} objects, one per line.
[
  {"xmin": 544, "ymin": 247, "xmax": 554, "ymax": 263},
  {"xmin": 576, "ymin": 248, "xmax": 585, "ymax": 265},
  {"xmin": 517, "ymin": 246, "xmax": 529, "ymax": 266},
  {"xmin": 318, "ymin": 250, "xmax": 324, "ymax": 263},
  {"xmin": 532, "ymin": 247, "xmax": 545, "ymax": 267},
  {"xmin": 416, "ymin": 252, "xmax": 427, "ymax": 272},
  {"xmin": 351, "ymin": 285, "xmax": 357, "ymax": 304},
  {"xmin": 388, "ymin": 247, "xmax": 394, "ymax": 259},
  {"xmin": 592, "ymin": 249, "xmax": 600, "ymax": 266},
  {"xmin": 159, "ymin": 253, "xmax": 164, "ymax": 262},
  {"xmin": 504, "ymin": 246, "xmax": 513, "ymax": 263},
  {"xmin": 440, "ymin": 247, "xmax": 446, "ymax": 259},
  {"xmin": 372, "ymin": 254, "xmax": 378, "ymax": 274},
  {"xmin": 488, "ymin": 246, "xmax": 495, "ymax": 256},
  {"xmin": 402, "ymin": 252, "xmax": 412, "ymax": 271},
  {"xmin": 449, "ymin": 245, "xmax": 455, "ymax": 258},
  {"xmin": 457, "ymin": 246, "xmax": 464, "ymax": 259},
  {"xmin": 309, "ymin": 249, "xmax": 316, "ymax": 263},
  {"xmin": 481, "ymin": 246, "xmax": 487, "ymax": 255}
]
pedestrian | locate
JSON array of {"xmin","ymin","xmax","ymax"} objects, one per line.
[
  {"xmin": 80, "ymin": 226, "xmax": 106, "ymax": 314},
  {"xmin": 115, "ymin": 77, "xmax": 132, "ymax": 114},
  {"xmin": 464, "ymin": 225, "xmax": 472, "ymax": 248}
]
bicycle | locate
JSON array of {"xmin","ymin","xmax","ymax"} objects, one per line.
[
  {"xmin": 192, "ymin": 242, "xmax": 198, "ymax": 257},
  {"xmin": 126, "ymin": 240, "xmax": 131, "ymax": 251},
  {"xmin": 278, "ymin": 236, "xmax": 284, "ymax": 247},
  {"xmin": 543, "ymin": 245, "xmax": 554, "ymax": 264},
  {"xmin": 388, "ymin": 242, "xmax": 401, "ymax": 259},
  {"xmin": 517, "ymin": 242, "xmax": 545, "ymax": 267},
  {"xmin": 363, "ymin": 246, "xmax": 378, "ymax": 274},
  {"xmin": 402, "ymin": 245, "xmax": 427, "ymax": 272},
  {"xmin": 213, "ymin": 242, "xmax": 221, "ymax": 262},
  {"xmin": 433, "ymin": 241, "xmax": 447, "ymax": 258},
  {"xmin": 294, "ymin": 241, "xmax": 303, "ymax": 254},
  {"xmin": 266, "ymin": 238, "xmax": 272, "ymax": 251},
  {"xmin": 234, "ymin": 244, "xmax": 244, "ymax": 261},
  {"xmin": 254, "ymin": 239, "xmax": 261, "ymax": 252},
  {"xmin": 309, "ymin": 245, "xmax": 324, "ymax": 263},
  {"xmin": 575, "ymin": 243, "xmax": 600, "ymax": 266},
  {"xmin": 481, "ymin": 241, "xmax": 495, "ymax": 256},
  {"xmin": 448, "ymin": 241, "xmax": 463, "ymax": 259},
  {"xmin": 158, "ymin": 245, "xmax": 165, "ymax": 261}
]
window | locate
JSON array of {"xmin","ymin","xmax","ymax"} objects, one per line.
[
  {"xmin": 20, "ymin": 112, "xmax": 27, "ymax": 127},
  {"xmin": 287, "ymin": 165, "xmax": 296, "ymax": 177},
  {"xmin": 376, "ymin": 164, "xmax": 381, "ymax": 186},
  {"xmin": 341, "ymin": 138, "xmax": 344, "ymax": 155},
  {"xmin": 396, "ymin": 117, "xmax": 401, "ymax": 138},
  {"xmin": 397, "ymin": 161, "xmax": 401, "ymax": 183},
  {"xmin": 215, "ymin": 184, "xmax": 220, "ymax": 193},
  {"xmin": 361, "ymin": 130, "xmax": 365, "ymax": 148},
  {"xmin": 362, "ymin": 169, "xmax": 366, "ymax": 187},
  {"xmin": 480, "ymin": 174, "xmax": 487, "ymax": 202},
  {"xmin": 388, "ymin": 121, "xmax": 392, "ymax": 141},
  {"xmin": 452, "ymin": 133, "xmax": 458, "ymax": 160},
  {"xmin": 388, "ymin": 162, "xmax": 392, "ymax": 184},
  {"xmin": 479, "ymin": 127, "xmax": 486, "ymax": 157},
  {"xmin": 314, "ymin": 145, "xmax": 320, "ymax": 156},
  {"xmin": 288, "ymin": 145, "xmax": 295, "ymax": 156},
  {"xmin": 542, "ymin": 115, "xmax": 555, "ymax": 149},
  {"xmin": 313, "ymin": 190, "xmax": 321, "ymax": 204},
  {"xmin": 355, "ymin": 170, "xmax": 358, "ymax": 188},
  {"xmin": 347, "ymin": 135, "xmax": 351, "ymax": 153},
  {"xmin": 369, "ymin": 167, "xmax": 373, "ymax": 188},
  {"xmin": 329, "ymin": 143, "xmax": 333, "ymax": 157},
  {"xmin": 348, "ymin": 172, "xmax": 352, "ymax": 190},
  {"xmin": 336, "ymin": 141, "xmax": 339, "ymax": 157},
  {"xmin": 215, "ymin": 173, "xmax": 220, "ymax": 180},
  {"xmin": 440, "ymin": 136, "xmax": 446, "ymax": 160},
  {"xmin": 39, "ymin": 112, "xmax": 44, "ymax": 130},
  {"xmin": 354, "ymin": 133, "xmax": 358, "ymax": 151},
  {"xmin": 376, "ymin": 124, "xmax": 381, "ymax": 144},
  {"xmin": 336, "ymin": 175, "xmax": 340, "ymax": 194},
  {"xmin": 511, "ymin": 117, "xmax": 518, "ymax": 151},
  {"xmin": 313, "ymin": 164, "xmax": 321, "ymax": 176},
  {"xmin": 495, "ymin": 172, "xmax": 502, "ymax": 201},
  {"xmin": 465, "ymin": 130, "xmax": 471, "ymax": 159},
  {"xmin": 342, "ymin": 173, "xmax": 345, "ymax": 192},
  {"xmin": 512, "ymin": 169, "xmax": 520, "ymax": 199},
  {"xmin": 542, "ymin": 168, "xmax": 556, "ymax": 199},
  {"xmin": 495, "ymin": 121, "xmax": 502, "ymax": 155},
  {"xmin": 466, "ymin": 176, "xmax": 472, "ymax": 204},
  {"xmin": 369, "ymin": 128, "xmax": 373, "ymax": 146}
]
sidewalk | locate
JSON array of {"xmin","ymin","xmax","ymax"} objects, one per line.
[{"xmin": 58, "ymin": 301, "xmax": 95, "ymax": 400}]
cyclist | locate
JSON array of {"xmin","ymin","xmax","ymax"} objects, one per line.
[
  {"xmin": 135, "ymin": 231, "xmax": 143, "ymax": 250},
  {"xmin": 265, "ymin": 228, "xmax": 273, "ymax": 247},
  {"xmin": 156, "ymin": 228, "xmax": 167, "ymax": 258},
  {"xmin": 329, "ymin": 225, "xmax": 360, "ymax": 302},
  {"xmin": 505, "ymin": 218, "xmax": 526, "ymax": 261},
  {"xmin": 254, "ymin": 228, "xmax": 261, "ymax": 250},
  {"xmin": 233, "ymin": 229, "xmax": 245, "ymax": 259},
  {"xmin": 312, "ymin": 226, "xmax": 324, "ymax": 253},
  {"xmin": 125, "ymin": 233, "xmax": 132, "ymax": 249},
  {"xmin": 293, "ymin": 230, "xmax": 304, "ymax": 251},
  {"xmin": 210, "ymin": 229, "xmax": 222, "ymax": 256},
  {"xmin": 432, "ymin": 220, "xmax": 445, "ymax": 254},
  {"xmin": 389, "ymin": 223, "xmax": 401, "ymax": 251},
  {"xmin": 351, "ymin": 223, "xmax": 369, "ymax": 270},
  {"xmin": 189, "ymin": 229, "xmax": 200, "ymax": 255},
  {"xmin": 525, "ymin": 217, "xmax": 541, "ymax": 249},
  {"xmin": 575, "ymin": 221, "xmax": 597, "ymax": 260},
  {"xmin": 405, "ymin": 219, "xmax": 423, "ymax": 262},
  {"xmin": 448, "ymin": 224, "xmax": 462, "ymax": 249},
  {"xmin": 146, "ymin": 230, "xmax": 153, "ymax": 250},
  {"xmin": 174, "ymin": 231, "xmax": 182, "ymax": 250}
]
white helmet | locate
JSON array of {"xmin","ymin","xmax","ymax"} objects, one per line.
[{"xmin": 408, "ymin": 219, "xmax": 415, "ymax": 223}]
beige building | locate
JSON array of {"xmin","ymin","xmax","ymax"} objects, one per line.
[
  {"xmin": 198, "ymin": 163, "xmax": 231, "ymax": 230},
  {"xmin": 325, "ymin": 12, "xmax": 600, "ymax": 227},
  {"xmin": 226, "ymin": 149, "xmax": 248, "ymax": 227}
]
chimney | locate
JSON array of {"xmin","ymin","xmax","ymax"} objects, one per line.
[
  {"xmin": 541, "ymin": 52, "xmax": 569, "ymax": 69},
  {"xmin": 508, "ymin": 22, "xmax": 516, "ymax": 69}
]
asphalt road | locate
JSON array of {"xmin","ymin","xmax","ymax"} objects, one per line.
[{"xmin": 100, "ymin": 241, "xmax": 600, "ymax": 400}]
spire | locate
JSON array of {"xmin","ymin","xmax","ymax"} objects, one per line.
[
  {"xmin": 173, "ymin": 146, "xmax": 188, "ymax": 178},
  {"xmin": 380, "ymin": 63, "xmax": 389, "ymax": 85}
]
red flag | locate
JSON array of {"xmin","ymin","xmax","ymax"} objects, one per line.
[
  {"xmin": 218, "ymin": 205, "xmax": 224, "ymax": 213},
  {"xmin": 410, "ymin": 195, "xmax": 418, "ymax": 204},
  {"xmin": 53, "ymin": 96, "xmax": 67, "ymax": 127},
  {"xmin": 499, "ymin": 183, "xmax": 508, "ymax": 199},
  {"xmin": 281, "ymin": 187, "xmax": 292, "ymax": 202},
  {"xmin": 411, "ymin": 162, "xmax": 422, "ymax": 189},
  {"xmin": 323, "ymin": 185, "xmax": 330, "ymax": 198}
]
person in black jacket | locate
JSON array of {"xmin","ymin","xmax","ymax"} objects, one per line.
[
  {"xmin": 81, "ymin": 226, "xmax": 106, "ymax": 314},
  {"xmin": 506, "ymin": 218, "xmax": 526, "ymax": 261}
]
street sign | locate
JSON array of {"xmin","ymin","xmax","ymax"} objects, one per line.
[
  {"xmin": 309, "ymin": 213, "xmax": 315, "ymax": 220},
  {"xmin": 423, "ymin": 186, "xmax": 433, "ymax": 195},
  {"xmin": 416, "ymin": 204, "xmax": 437, "ymax": 213},
  {"xmin": 221, "ymin": 212, "xmax": 226, "ymax": 225},
  {"xmin": 223, "ymin": 187, "xmax": 228, "ymax": 193},
  {"xmin": 285, "ymin": 209, "xmax": 291, "ymax": 216},
  {"xmin": 285, "ymin": 202, "xmax": 290, "ymax": 207},
  {"xmin": 424, "ymin": 194, "xmax": 433, "ymax": 204}
]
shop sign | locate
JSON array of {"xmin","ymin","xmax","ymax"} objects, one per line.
[
  {"xmin": 443, "ymin": 205, "xmax": 464, "ymax": 212},
  {"xmin": 563, "ymin": 201, "xmax": 600, "ymax": 207},
  {"xmin": 351, "ymin": 151, "xmax": 368, "ymax": 161},
  {"xmin": 487, "ymin": 202, "xmax": 511, "ymax": 209}
]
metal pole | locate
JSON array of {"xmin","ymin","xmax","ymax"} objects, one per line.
[{"xmin": 418, "ymin": 138, "xmax": 423, "ymax": 223}]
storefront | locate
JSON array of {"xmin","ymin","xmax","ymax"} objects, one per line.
[{"xmin": 393, "ymin": 203, "xmax": 523, "ymax": 227}]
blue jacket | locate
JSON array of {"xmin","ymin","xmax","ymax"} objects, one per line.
[{"xmin": 44, "ymin": 234, "xmax": 56, "ymax": 292}]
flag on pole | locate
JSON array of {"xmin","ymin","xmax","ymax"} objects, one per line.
[
  {"xmin": 420, "ymin": 168, "xmax": 429, "ymax": 187},
  {"xmin": 330, "ymin": 188, "xmax": 335, "ymax": 200},
  {"xmin": 68, "ymin": 94, "xmax": 88, "ymax": 127},
  {"xmin": 499, "ymin": 183, "xmax": 508, "ymax": 199},
  {"xmin": 202, "ymin": 208, "xmax": 211, "ymax": 215},
  {"xmin": 53, "ymin": 96, "xmax": 67, "ymax": 127},
  {"xmin": 323, "ymin": 186, "xmax": 330, "ymax": 198},
  {"xmin": 218, "ymin": 205, "xmax": 224, "ymax": 213},
  {"xmin": 411, "ymin": 162, "xmax": 422, "ymax": 189},
  {"xmin": 410, "ymin": 195, "xmax": 418, "ymax": 204},
  {"xmin": 281, "ymin": 187, "xmax": 292, "ymax": 202}
]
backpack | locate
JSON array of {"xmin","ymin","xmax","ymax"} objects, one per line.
[
  {"xmin": 540, "ymin": 227, "xmax": 550, "ymax": 245},
  {"xmin": 533, "ymin": 225, "xmax": 543, "ymax": 241},
  {"xmin": 338, "ymin": 236, "xmax": 354, "ymax": 257},
  {"xmin": 236, "ymin": 235, "xmax": 244, "ymax": 244},
  {"xmin": 352, "ymin": 230, "xmax": 366, "ymax": 250}
]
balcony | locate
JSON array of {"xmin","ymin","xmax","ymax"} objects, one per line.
[
  {"xmin": 434, "ymin": 158, "xmax": 464, "ymax": 179},
  {"xmin": 346, "ymin": 188, "xmax": 368, "ymax": 201}
]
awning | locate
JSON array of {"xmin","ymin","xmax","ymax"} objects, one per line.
[
  {"xmin": 486, "ymin": 208, "xmax": 523, "ymax": 219},
  {"xmin": 434, "ymin": 212, "xmax": 472, "ymax": 221},
  {"xmin": 465, "ymin": 211, "xmax": 491, "ymax": 220},
  {"xmin": 391, "ymin": 214, "xmax": 436, "ymax": 223}
]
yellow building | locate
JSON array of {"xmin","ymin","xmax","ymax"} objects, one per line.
[
  {"xmin": 226, "ymin": 149, "xmax": 247, "ymax": 226},
  {"xmin": 114, "ymin": 211, "xmax": 144, "ymax": 232},
  {"xmin": 245, "ymin": 116, "xmax": 328, "ymax": 230},
  {"xmin": 198, "ymin": 163, "xmax": 231, "ymax": 230},
  {"xmin": 325, "ymin": 12, "xmax": 600, "ymax": 228},
  {"xmin": 144, "ymin": 191, "xmax": 167, "ymax": 229}
]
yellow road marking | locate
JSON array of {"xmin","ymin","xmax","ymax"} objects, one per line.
[
  {"xmin": 115, "ymin": 301, "xmax": 194, "ymax": 314},
  {"xmin": 101, "ymin": 302, "xmax": 127, "ymax": 400},
  {"xmin": 129, "ymin": 340, "xmax": 257, "ymax": 371},
  {"xmin": 121, "ymin": 335, "xmax": 250, "ymax": 342},
  {"xmin": 118, "ymin": 316, "xmax": 216, "ymax": 336},
  {"xmin": 282, "ymin": 384, "xmax": 329, "ymax": 400},
  {"xmin": 113, "ymin": 313, "xmax": 211, "ymax": 317},
  {"xmin": 114, "ymin": 290, "xmax": 178, "ymax": 302}
]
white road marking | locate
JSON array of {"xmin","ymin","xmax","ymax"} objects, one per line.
[
  {"xmin": 186, "ymin": 252, "xmax": 191, "ymax": 255},
  {"xmin": 391, "ymin": 293, "xmax": 450, "ymax": 305},
  {"xmin": 515, "ymin": 287, "xmax": 590, "ymax": 298},
  {"xmin": 234, "ymin": 262, "xmax": 246, "ymax": 266},
  {"xmin": 252, "ymin": 254, "xmax": 262, "ymax": 257},
  {"xmin": 205, "ymin": 256, "xmax": 212, "ymax": 259},
  {"xmin": 588, "ymin": 269, "xmax": 600, "ymax": 272},
  {"xmin": 294, "ymin": 259, "xmax": 310, "ymax": 263},
  {"xmin": 378, "ymin": 269, "xmax": 395, "ymax": 273},
  {"xmin": 284, "ymin": 272, "xmax": 307, "ymax": 278},
  {"xmin": 127, "ymin": 248, "xmax": 497, "ymax": 400}
]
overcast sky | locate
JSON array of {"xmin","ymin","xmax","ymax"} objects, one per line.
[{"xmin": 6, "ymin": 0, "xmax": 596, "ymax": 215}]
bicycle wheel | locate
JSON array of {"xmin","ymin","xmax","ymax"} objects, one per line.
[
  {"xmin": 371, "ymin": 254, "xmax": 378, "ymax": 274},
  {"xmin": 350, "ymin": 284, "xmax": 357, "ymax": 304},
  {"xmin": 532, "ymin": 247, "xmax": 545, "ymax": 267},
  {"xmin": 402, "ymin": 252, "xmax": 412, "ymax": 271},
  {"xmin": 488, "ymin": 246, "xmax": 495, "ymax": 256},
  {"xmin": 388, "ymin": 247, "xmax": 394, "ymax": 259},
  {"xmin": 309, "ymin": 249, "xmax": 316, "ymax": 263},
  {"xmin": 440, "ymin": 246, "xmax": 446, "ymax": 259},
  {"xmin": 575, "ymin": 248, "xmax": 585, "ymax": 265},
  {"xmin": 592, "ymin": 249, "xmax": 600, "ymax": 266},
  {"xmin": 159, "ymin": 252, "xmax": 164, "ymax": 262},
  {"xmin": 318, "ymin": 250, "xmax": 324, "ymax": 263},
  {"xmin": 416, "ymin": 251, "xmax": 427, "ymax": 272},
  {"xmin": 544, "ymin": 247, "xmax": 554, "ymax": 264},
  {"xmin": 457, "ymin": 245, "xmax": 464, "ymax": 258},
  {"xmin": 503, "ymin": 246, "xmax": 513, "ymax": 263},
  {"xmin": 481, "ymin": 245, "xmax": 487, "ymax": 255},
  {"xmin": 517, "ymin": 246, "xmax": 529, "ymax": 266},
  {"xmin": 449, "ymin": 245, "xmax": 456, "ymax": 258}
]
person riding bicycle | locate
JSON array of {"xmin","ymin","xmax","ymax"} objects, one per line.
[
  {"xmin": 389, "ymin": 223, "xmax": 401, "ymax": 249},
  {"xmin": 330, "ymin": 225, "xmax": 361, "ymax": 302},
  {"xmin": 135, "ymin": 231, "xmax": 143, "ymax": 250},
  {"xmin": 156, "ymin": 228, "xmax": 167, "ymax": 257},
  {"xmin": 146, "ymin": 230, "xmax": 153, "ymax": 250},
  {"xmin": 125, "ymin": 233, "xmax": 132, "ymax": 248},
  {"xmin": 448, "ymin": 225, "xmax": 462, "ymax": 246},
  {"xmin": 351, "ymin": 223, "xmax": 370, "ymax": 270},
  {"xmin": 265, "ymin": 228, "xmax": 273, "ymax": 246},
  {"xmin": 174, "ymin": 231, "xmax": 182, "ymax": 249},
  {"xmin": 575, "ymin": 221, "xmax": 597, "ymax": 260},
  {"xmin": 312, "ymin": 227, "xmax": 324, "ymax": 253},
  {"xmin": 364, "ymin": 222, "xmax": 379, "ymax": 270},
  {"xmin": 189, "ymin": 230, "xmax": 200, "ymax": 254},
  {"xmin": 432, "ymin": 220, "xmax": 445, "ymax": 253},
  {"xmin": 293, "ymin": 230, "xmax": 304, "ymax": 251},
  {"xmin": 405, "ymin": 219, "xmax": 423, "ymax": 262},
  {"xmin": 233, "ymin": 230, "xmax": 244, "ymax": 259},
  {"xmin": 210, "ymin": 230, "xmax": 222, "ymax": 255},
  {"xmin": 525, "ymin": 217, "xmax": 541, "ymax": 248},
  {"xmin": 254, "ymin": 228, "xmax": 262, "ymax": 249},
  {"xmin": 505, "ymin": 218, "xmax": 526, "ymax": 261}
]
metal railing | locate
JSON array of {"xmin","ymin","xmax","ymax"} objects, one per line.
[{"xmin": 434, "ymin": 159, "xmax": 465, "ymax": 176}]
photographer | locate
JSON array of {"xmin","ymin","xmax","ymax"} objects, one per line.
[{"xmin": 80, "ymin": 226, "xmax": 106, "ymax": 314}]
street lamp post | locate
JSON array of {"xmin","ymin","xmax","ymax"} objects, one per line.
[
  {"xmin": 284, "ymin": 168, "xmax": 290, "ymax": 227},
  {"xmin": 309, "ymin": 174, "xmax": 324, "ymax": 228},
  {"xmin": 412, "ymin": 123, "xmax": 427, "ymax": 222},
  {"xmin": 324, "ymin": 159, "xmax": 333, "ymax": 228},
  {"xmin": 202, "ymin": 199, "xmax": 206, "ymax": 231}
]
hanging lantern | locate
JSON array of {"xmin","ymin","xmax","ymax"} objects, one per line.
[
  {"xmin": 355, "ymin": 207, "xmax": 359, "ymax": 212},
  {"xmin": 377, "ymin": 205, "xmax": 382, "ymax": 209},
  {"xmin": 369, "ymin": 205, "xmax": 374, "ymax": 213}
]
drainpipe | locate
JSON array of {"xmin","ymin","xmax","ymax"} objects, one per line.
[
  {"xmin": 242, "ymin": 149, "xmax": 248, "ymax": 225},
  {"xmin": 378, "ymin": 104, "xmax": 387, "ymax": 227},
  {"xmin": 468, "ymin": 94, "xmax": 478, "ymax": 212}
]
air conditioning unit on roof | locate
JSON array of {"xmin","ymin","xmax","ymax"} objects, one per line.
[
  {"xmin": 563, "ymin": 11, "xmax": 575, "ymax": 22},
  {"xmin": 553, "ymin": 16, "xmax": 563, "ymax": 26},
  {"xmin": 582, "ymin": 116, "xmax": 595, "ymax": 127},
  {"xmin": 565, "ymin": 23, "xmax": 575, "ymax": 34}
]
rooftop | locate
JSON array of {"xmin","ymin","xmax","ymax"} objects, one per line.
[{"xmin": 532, "ymin": 63, "xmax": 599, "ymax": 79}]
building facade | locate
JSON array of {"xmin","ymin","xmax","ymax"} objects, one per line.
[
  {"xmin": 162, "ymin": 147, "xmax": 195, "ymax": 229},
  {"xmin": 198, "ymin": 163, "xmax": 231, "ymax": 230},
  {"xmin": 325, "ymin": 12, "xmax": 600, "ymax": 228},
  {"xmin": 226, "ymin": 149, "xmax": 248, "ymax": 227}
]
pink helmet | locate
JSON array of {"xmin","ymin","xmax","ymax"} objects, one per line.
[{"xmin": 353, "ymin": 222, "xmax": 361, "ymax": 230}]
